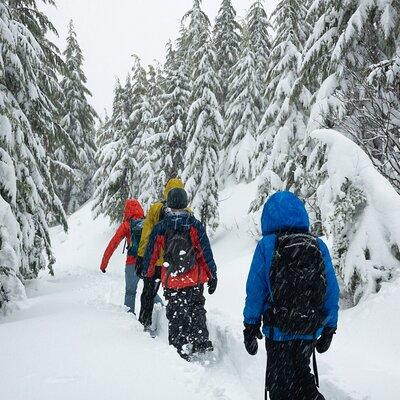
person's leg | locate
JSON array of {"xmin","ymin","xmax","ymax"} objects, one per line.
[
  {"xmin": 154, "ymin": 292, "xmax": 163, "ymax": 305},
  {"xmin": 139, "ymin": 267, "xmax": 162, "ymax": 327},
  {"xmin": 165, "ymin": 288, "xmax": 191, "ymax": 359},
  {"xmin": 265, "ymin": 339, "xmax": 295, "ymax": 400},
  {"xmin": 189, "ymin": 285, "xmax": 212, "ymax": 353},
  {"xmin": 124, "ymin": 265, "xmax": 140, "ymax": 313},
  {"xmin": 293, "ymin": 341, "xmax": 325, "ymax": 400}
]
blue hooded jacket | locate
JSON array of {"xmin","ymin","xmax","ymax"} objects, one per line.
[{"xmin": 243, "ymin": 191, "xmax": 339, "ymax": 341}]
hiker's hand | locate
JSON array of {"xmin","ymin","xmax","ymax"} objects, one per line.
[
  {"xmin": 135, "ymin": 257, "xmax": 144, "ymax": 277},
  {"xmin": 100, "ymin": 266, "xmax": 106, "ymax": 274},
  {"xmin": 208, "ymin": 277, "xmax": 218, "ymax": 295},
  {"xmin": 243, "ymin": 323, "xmax": 263, "ymax": 356},
  {"xmin": 316, "ymin": 326, "xmax": 336, "ymax": 353}
]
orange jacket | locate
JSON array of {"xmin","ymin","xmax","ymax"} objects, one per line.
[{"xmin": 100, "ymin": 199, "xmax": 144, "ymax": 271}]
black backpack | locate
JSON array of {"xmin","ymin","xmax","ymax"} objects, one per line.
[
  {"xmin": 264, "ymin": 233, "xmax": 327, "ymax": 336},
  {"xmin": 127, "ymin": 219, "xmax": 144, "ymax": 257},
  {"xmin": 163, "ymin": 228, "xmax": 196, "ymax": 277}
]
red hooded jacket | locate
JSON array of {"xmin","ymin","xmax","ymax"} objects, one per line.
[{"xmin": 100, "ymin": 199, "xmax": 145, "ymax": 271}]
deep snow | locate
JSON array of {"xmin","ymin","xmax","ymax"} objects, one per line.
[{"xmin": 1, "ymin": 182, "xmax": 399, "ymax": 400}]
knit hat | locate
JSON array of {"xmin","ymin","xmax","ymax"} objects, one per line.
[{"xmin": 167, "ymin": 188, "xmax": 188, "ymax": 210}]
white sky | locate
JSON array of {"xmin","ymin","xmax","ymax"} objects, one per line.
[{"xmin": 44, "ymin": 0, "xmax": 278, "ymax": 116}]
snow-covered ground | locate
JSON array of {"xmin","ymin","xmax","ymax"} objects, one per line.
[{"xmin": 1, "ymin": 182, "xmax": 399, "ymax": 400}]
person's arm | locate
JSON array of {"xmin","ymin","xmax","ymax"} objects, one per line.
[
  {"xmin": 243, "ymin": 242, "xmax": 269, "ymax": 324},
  {"xmin": 243, "ymin": 237, "xmax": 276, "ymax": 325},
  {"xmin": 142, "ymin": 224, "xmax": 165, "ymax": 278},
  {"xmin": 137, "ymin": 203, "xmax": 160, "ymax": 258},
  {"xmin": 193, "ymin": 221, "xmax": 217, "ymax": 278},
  {"xmin": 317, "ymin": 238, "xmax": 340, "ymax": 328},
  {"xmin": 100, "ymin": 222, "xmax": 128, "ymax": 271}
]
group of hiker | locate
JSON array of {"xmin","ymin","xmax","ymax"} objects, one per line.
[{"xmin": 100, "ymin": 179, "xmax": 339, "ymax": 400}]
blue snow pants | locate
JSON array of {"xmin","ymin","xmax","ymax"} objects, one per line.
[{"xmin": 125, "ymin": 265, "xmax": 162, "ymax": 314}]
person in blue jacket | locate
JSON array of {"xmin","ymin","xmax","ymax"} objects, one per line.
[{"xmin": 243, "ymin": 191, "xmax": 339, "ymax": 400}]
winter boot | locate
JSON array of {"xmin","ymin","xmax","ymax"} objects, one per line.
[{"xmin": 192, "ymin": 340, "xmax": 213, "ymax": 354}]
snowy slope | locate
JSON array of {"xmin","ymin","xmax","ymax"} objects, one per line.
[{"xmin": 1, "ymin": 183, "xmax": 399, "ymax": 400}]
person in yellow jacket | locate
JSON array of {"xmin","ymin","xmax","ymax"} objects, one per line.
[{"xmin": 136, "ymin": 178, "xmax": 185, "ymax": 331}]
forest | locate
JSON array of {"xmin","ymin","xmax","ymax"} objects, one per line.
[{"xmin": 1, "ymin": 0, "xmax": 400, "ymax": 319}]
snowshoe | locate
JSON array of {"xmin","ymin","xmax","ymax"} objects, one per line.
[
  {"xmin": 189, "ymin": 341, "xmax": 218, "ymax": 365},
  {"xmin": 177, "ymin": 343, "xmax": 193, "ymax": 361}
]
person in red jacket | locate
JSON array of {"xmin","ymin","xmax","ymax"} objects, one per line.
[
  {"xmin": 100, "ymin": 199, "xmax": 162, "ymax": 314},
  {"xmin": 142, "ymin": 188, "xmax": 217, "ymax": 359}
]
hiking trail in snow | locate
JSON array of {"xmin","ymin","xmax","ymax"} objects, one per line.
[{"xmin": 1, "ymin": 183, "xmax": 399, "ymax": 400}]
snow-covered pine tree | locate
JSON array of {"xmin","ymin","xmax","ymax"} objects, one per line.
[
  {"xmin": 302, "ymin": 0, "xmax": 392, "ymax": 132},
  {"xmin": 93, "ymin": 79, "xmax": 128, "ymax": 221},
  {"xmin": 93, "ymin": 57, "xmax": 150, "ymax": 222},
  {"xmin": 294, "ymin": 0, "xmax": 400, "ymax": 228},
  {"xmin": 147, "ymin": 63, "xmax": 165, "ymax": 136},
  {"xmin": 155, "ymin": 40, "xmax": 191, "ymax": 189},
  {"xmin": 251, "ymin": 0, "xmax": 310, "ymax": 211},
  {"xmin": 213, "ymin": 0, "xmax": 242, "ymax": 110},
  {"xmin": 247, "ymin": 0, "xmax": 271, "ymax": 71},
  {"xmin": 134, "ymin": 64, "xmax": 163, "ymax": 209},
  {"xmin": 309, "ymin": 129, "xmax": 400, "ymax": 304},
  {"xmin": 57, "ymin": 20, "xmax": 98, "ymax": 214},
  {"xmin": 183, "ymin": 0, "xmax": 223, "ymax": 232},
  {"xmin": 223, "ymin": 22, "xmax": 263, "ymax": 183},
  {"xmin": 332, "ymin": 3, "xmax": 400, "ymax": 194},
  {"xmin": 0, "ymin": 0, "xmax": 67, "ymax": 311},
  {"xmin": 96, "ymin": 111, "xmax": 112, "ymax": 148},
  {"xmin": 240, "ymin": 0, "xmax": 271, "ymax": 157},
  {"xmin": 281, "ymin": 1, "xmax": 400, "ymax": 297}
]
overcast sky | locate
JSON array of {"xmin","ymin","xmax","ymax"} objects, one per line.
[{"xmin": 44, "ymin": 0, "xmax": 278, "ymax": 117}]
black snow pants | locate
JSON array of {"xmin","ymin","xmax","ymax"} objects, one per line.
[
  {"xmin": 139, "ymin": 267, "xmax": 161, "ymax": 327},
  {"xmin": 164, "ymin": 285, "xmax": 212, "ymax": 358},
  {"xmin": 265, "ymin": 339, "xmax": 325, "ymax": 400}
]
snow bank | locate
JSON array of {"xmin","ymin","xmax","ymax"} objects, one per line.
[
  {"xmin": 0, "ymin": 143, "xmax": 26, "ymax": 312},
  {"xmin": 311, "ymin": 129, "xmax": 400, "ymax": 303}
]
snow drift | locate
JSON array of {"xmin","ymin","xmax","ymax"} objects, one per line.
[{"xmin": 311, "ymin": 129, "xmax": 400, "ymax": 303}]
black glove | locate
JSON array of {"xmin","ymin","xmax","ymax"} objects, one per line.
[
  {"xmin": 135, "ymin": 257, "xmax": 144, "ymax": 277},
  {"xmin": 243, "ymin": 323, "xmax": 263, "ymax": 356},
  {"xmin": 208, "ymin": 277, "xmax": 218, "ymax": 295},
  {"xmin": 316, "ymin": 326, "xmax": 336, "ymax": 353}
]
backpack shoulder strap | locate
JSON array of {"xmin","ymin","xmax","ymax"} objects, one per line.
[
  {"xmin": 269, "ymin": 234, "xmax": 283, "ymax": 303},
  {"xmin": 158, "ymin": 200, "xmax": 167, "ymax": 222}
]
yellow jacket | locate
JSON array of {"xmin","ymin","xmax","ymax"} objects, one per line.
[{"xmin": 137, "ymin": 178, "xmax": 185, "ymax": 266}]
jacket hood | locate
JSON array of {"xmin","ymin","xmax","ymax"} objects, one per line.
[
  {"xmin": 163, "ymin": 178, "xmax": 184, "ymax": 199},
  {"xmin": 261, "ymin": 191, "xmax": 309, "ymax": 235},
  {"xmin": 123, "ymin": 199, "xmax": 144, "ymax": 220}
]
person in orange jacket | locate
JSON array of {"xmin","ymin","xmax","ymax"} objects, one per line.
[{"xmin": 100, "ymin": 199, "xmax": 162, "ymax": 314}]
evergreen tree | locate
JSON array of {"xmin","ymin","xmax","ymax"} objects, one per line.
[
  {"xmin": 134, "ymin": 64, "xmax": 162, "ymax": 209},
  {"xmin": 96, "ymin": 111, "xmax": 112, "ymax": 148},
  {"xmin": 93, "ymin": 80, "xmax": 127, "ymax": 221},
  {"xmin": 301, "ymin": 0, "xmax": 393, "ymax": 131},
  {"xmin": 213, "ymin": 0, "xmax": 242, "ymax": 109},
  {"xmin": 247, "ymin": 0, "xmax": 271, "ymax": 80},
  {"xmin": 156, "ymin": 40, "xmax": 191, "ymax": 188},
  {"xmin": 0, "ymin": 0, "xmax": 67, "ymax": 310},
  {"xmin": 234, "ymin": 0, "xmax": 271, "ymax": 155},
  {"xmin": 335, "ymin": 55, "xmax": 400, "ymax": 195},
  {"xmin": 93, "ymin": 57, "xmax": 148, "ymax": 222},
  {"xmin": 252, "ymin": 0, "xmax": 310, "ymax": 211},
  {"xmin": 57, "ymin": 20, "xmax": 98, "ymax": 214},
  {"xmin": 223, "ymin": 23, "xmax": 263, "ymax": 182},
  {"xmin": 293, "ymin": 0, "xmax": 400, "ymax": 229},
  {"xmin": 183, "ymin": 0, "xmax": 223, "ymax": 232}
]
